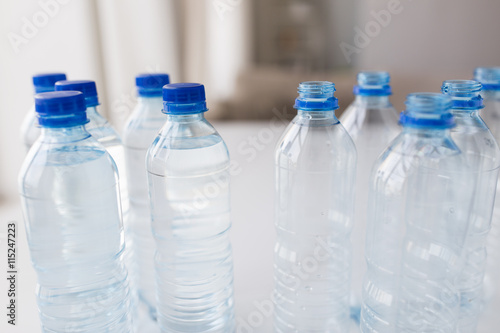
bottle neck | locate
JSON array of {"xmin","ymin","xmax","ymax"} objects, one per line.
[
  {"xmin": 295, "ymin": 109, "xmax": 339, "ymax": 126},
  {"xmin": 451, "ymin": 108, "xmax": 487, "ymax": 130},
  {"xmin": 297, "ymin": 109, "xmax": 337, "ymax": 119},
  {"xmin": 402, "ymin": 126, "xmax": 450, "ymax": 137},
  {"xmin": 85, "ymin": 106, "xmax": 109, "ymax": 128},
  {"xmin": 137, "ymin": 96, "xmax": 164, "ymax": 113},
  {"xmin": 85, "ymin": 105, "xmax": 101, "ymax": 118},
  {"xmin": 482, "ymin": 90, "xmax": 500, "ymax": 101},
  {"xmin": 167, "ymin": 112, "xmax": 206, "ymax": 123},
  {"xmin": 354, "ymin": 95, "xmax": 391, "ymax": 107},
  {"xmin": 451, "ymin": 108, "xmax": 480, "ymax": 117},
  {"xmin": 40, "ymin": 125, "xmax": 90, "ymax": 143}
]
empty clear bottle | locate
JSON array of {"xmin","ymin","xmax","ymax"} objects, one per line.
[
  {"xmin": 340, "ymin": 71, "xmax": 399, "ymax": 320},
  {"xmin": 474, "ymin": 67, "xmax": 500, "ymax": 303},
  {"xmin": 442, "ymin": 80, "xmax": 500, "ymax": 332},
  {"xmin": 147, "ymin": 83, "xmax": 235, "ymax": 332},
  {"xmin": 21, "ymin": 72, "xmax": 66, "ymax": 151},
  {"xmin": 18, "ymin": 91, "xmax": 132, "ymax": 332},
  {"xmin": 274, "ymin": 81, "xmax": 356, "ymax": 332},
  {"xmin": 361, "ymin": 93, "xmax": 474, "ymax": 332},
  {"xmin": 123, "ymin": 73, "xmax": 170, "ymax": 325}
]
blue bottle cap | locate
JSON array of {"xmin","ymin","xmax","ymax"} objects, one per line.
[
  {"xmin": 294, "ymin": 81, "xmax": 339, "ymax": 111},
  {"xmin": 32, "ymin": 73, "xmax": 67, "ymax": 93},
  {"xmin": 136, "ymin": 73, "xmax": 170, "ymax": 97},
  {"xmin": 474, "ymin": 67, "xmax": 500, "ymax": 91},
  {"xmin": 441, "ymin": 80, "xmax": 484, "ymax": 110},
  {"xmin": 35, "ymin": 91, "xmax": 88, "ymax": 128},
  {"xmin": 353, "ymin": 71, "xmax": 392, "ymax": 96},
  {"xmin": 399, "ymin": 93, "xmax": 454, "ymax": 129},
  {"xmin": 162, "ymin": 83, "xmax": 208, "ymax": 114},
  {"xmin": 55, "ymin": 80, "xmax": 99, "ymax": 107}
]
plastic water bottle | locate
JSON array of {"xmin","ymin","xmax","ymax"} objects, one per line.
[
  {"xmin": 340, "ymin": 71, "xmax": 399, "ymax": 320},
  {"xmin": 20, "ymin": 72, "xmax": 66, "ymax": 151},
  {"xmin": 361, "ymin": 93, "xmax": 474, "ymax": 332},
  {"xmin": 123, "ymin": 73, "xmax": 170, "ymax": 323},
  {"xmin": 274, "ymin": 81, "xmax": 357, "ymax": 332},
  {"xmin": 474, "ymin": 67, "xmax": 500, "ymax": 303},
  {"xmin": 18, "ymin": 91, "xmax": 132, "ymax": 332},
  {"xmin": 54, "ymin": 80, "xmax": 129, "ymax": 219},
  {"xmin": 147, "ymin": 83, "xmax": 235, "ymax": 332},
  {"xmin": 475, "ymin": 68, "xmax": 500, "ymax": 139},
  {"xmin": 442, "ymin": 80, "xmax": 500, "ymax": 332}
]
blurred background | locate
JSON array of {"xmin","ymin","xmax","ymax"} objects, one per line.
[
  {"xmin": 1, "ymin": 0, "xmax": 500, "ymax": 199},
  {"xmin": 1, "ymin": 0, "xmax": 500, "ymax": 331}
]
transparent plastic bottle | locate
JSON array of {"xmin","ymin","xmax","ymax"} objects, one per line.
[
  {"xmin": 474, "ymin": 67, "xmax": 500, "ymax": 303},
  {"xmin": 361, "ymin": 93, "xmax": 474, "ymax": 332},
  {"xmin": 54, "ymin": 79, "xmax": 132, "ymax": 322},
  {"xmin": 147, "ymin": 83, "xmax": 235, "ymax": 332},
  {"xmin": 20, "ymin": 72, "xmax": 66, "ymax": 151},
  {"xmin": 55, "ymin": 80, "xmax": 129, "ymax": 220},
  {"xmin": 442, "ymin": 80, "xmax": 500, "ymax": 332},
  {"xmin": 340, "ymin": 71, "xmax": 399, "ymax": 320},
  {"xmin": 274, "ymin": 81, "xmax": 357, "ymax": 332},
  {"xmin": 123, "ymin": 73, "xmax": 170, "ymax": 325},
  {"xmin": 18, "ymin": 91, "xmax": 132, "ymax": 332}
]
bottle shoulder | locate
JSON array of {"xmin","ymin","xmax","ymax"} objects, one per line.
[
  {"xmin": 340, "ymin": 101, "xmax": 400, "ymax": 142},
  {"xmin": 123, "ymin": 105, "xmax": 166, "ymax": 148},
  {"xmin": 146, "ymin": 119, "xmax": 229, "ymax": 177},
  {"xmin": 19, "ymin": 137, "xmax": 117, "ymax": 194},
  {"xmin": 371, "ymin": 133, "xmax": 468, "ymax": 190},
  {"xmin": 450, "ymin": 127, "xmax": 500, "ymax": 171},
  {"xmin": 85, "ymin": 109, "xmax": 122, "ymax": 146},
  {"xmin": 275, "ymin": 117, "xmax": 357, "ymax": 170}
]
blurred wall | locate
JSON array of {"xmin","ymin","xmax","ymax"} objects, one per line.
[
  {"xmin": 0, "ymin": 0, "xmax": 181, "ymax": 201},
  {"xmin": 1, "ymin": 0, "xmax": 104, "ymax": 202},
  {"xmin": 355, "ymin": 0, "xmax": 500, "ymax": 75},
  {"xmin": 94, "ymin": 0, "xmax": 180, "ymax": 128},
  {"xmin": 352, "ymin": 0, "xmax": 500, "ymax": 110},
  {"xmin": 2, "ymin": 0, "xmax": 500, "ymax": 201}
]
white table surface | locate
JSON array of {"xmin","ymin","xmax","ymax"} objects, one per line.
[{"xmin": 1, "ymin": 120, "xmax": 499, "ymax": 332}]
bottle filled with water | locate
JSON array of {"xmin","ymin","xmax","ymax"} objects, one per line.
[
  {"xmin": 474, "ymin": 67, "xmax": 500, "ymax": 304},
  {"xmin": 442, "ymin": 80, "xmax": 500, "ymax": 332},
  {"xmin": 20, "ymin": 72, "xmax": 66, "ymax": 151},
  {"xmin": 54, "ymin": 80, "xmax": 128, "ymax": 216},
  {"xmin": 340, "ymin": 71, "xmax": 399, "ymax": 320},
  {"xmin": 123, "ymin": 73, "xmax": 170, "ymax": 326},
  {"xmin": 361, "ymin": 93, "xmax": 474, "ymax": 332},
  {"xmin": 147, "ymin": 83, "xmax": 235, "ymax": 332},
  {"xmin": 274, "ymin": 81, "xmax": 357, "ymax": 332},
  {"xmin": 18, "ymin": 91, "xmax": 132, "ymax": 332}
]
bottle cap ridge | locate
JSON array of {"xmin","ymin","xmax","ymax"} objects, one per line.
[
  {"xmin": 136, "ymin": 73, "xmax": 170, "ymax": 97},
  {"xmin": 162, "ymin": 83, "xmax": 208, "ymax": 114},
  {"xmin": 32, "ymin": 73, "xmax": 67, "ymax": 93},
  {"xmin": 55, "ymin": 80, "xmax": 99, "ymax": 107},
  {"xmin": 34, "ymin": 91, "xmax": 88, "ymax": 128}
]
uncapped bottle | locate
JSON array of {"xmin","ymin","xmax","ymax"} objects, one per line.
[
  {"xmin": 474, "ymin": 67, "xmax": 500, "ymax": 303},
  {"xmin": 361, "ymin": 93, "xmax": 474, "ymax": 332},
  {"xmin": 274, "ymin": 81, "xmax": 356, "ymax": 332},
  {"xmin": 340, "ymin": 71, "xmax": 399, "ymax": 319},
  {"xmin": 442, "ymin": 80, "xmax": 500, "ymax": 332}
]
